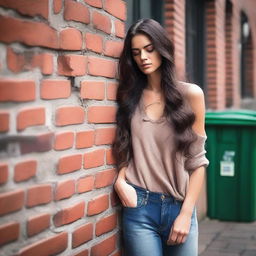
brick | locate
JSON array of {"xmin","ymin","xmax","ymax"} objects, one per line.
[
  {"xmin": 87, "ymin": 106, "xmax": 116, "ymax": 123},
  {"xmin": 54, "ymin": 131, "xmax": 74, "ymax": 150},
  {"xmin": 115, "ymin": 20, "xmax": 125, "ymax": 38},
  {"xmin": 87, "ymin": 194, "xmax": 109, "ymax": 216},
  {"xmin": 0, "ymin": 163, "xmax": 8, "ymax": 184},
  {"xmin": 27, "ymin": 213, "xmax": 50, "ymax": 237},
  {"xmin": 96, "ymin": 213, "xmax": 117, "ymax": 236},
  {"xmin": 54, "ymin": 201, "xmax": 85, "ymax": 227},
  {"xmin": 0, "ymin": 189, "xmax": 24, "ymax": 216},
  {"xmin": 60, "ymin": 28, "xmax": 82, "ymax": 50},
  {"xmin": 77, "ymin": 176, "xmax": 94, "ymax": 194},
  {"xmin": 88, "ymin": 56, "xmax": 116, "ymax": 78},
  {"xmin": 0, "ymin": 79, "xmax": 35, "ymax": 102},
  {"xmin": 80, "ymin": 81, "xmax": 105, "ymax": 100},
  {"xmin": 95, "ymin": 127, "xmax": 116, "ymax": 145},
  {"xmin": 54, "ymin": 0, "xmax": 62, "ymax": 14},
  {"xmin": 58, "ymin": 55, "xmax": 87, "ymax": 76},
  {"xmin": 84, "ymin": 0, "xmax": 102, "ymax": 8},
  {"xmin": 17, "ymin": 107, "xmax": 45, "ymax": 131},
  {"xmin": 73, "ymin": 249, "xmax": 89, "ymax": 256},
  {"xmin": 104, "ymin": 40, "xmax": 123, "ymax": 58},
  {"xmin": 64, "ymin": 0, "xmax": 90, "ymax": 24},
  {"xmin": 32, "ymin": 53, "xmax": 53, "ymax": 75},
  {"xmin": 55, "ymin": 179, "xmax": 75, "ymax": 200},
  {"xmin": 84, "ymin": 149, "xmax": 105, "ymax": 169},
  {"xmin": 91, "ymin": 234, "xmax": 116, "ymax": 256},
  {"xmin": 0, "ymin": 222, "xmax": 19, "ymax": 246},
  {"xmin": 6, "ymin": 47, "xmax": 24, "ymax": 73},
  {"xmin": 0, "ymin": 111, "xmax": 9, "ymax": 132},
  {"xmin": 72, "ymin": 222, "xmax": 93, "ymax": 248},
  {"xmin": 0, "ymin": 0, "xmax": 49, "ymax": 19},
  {"xmin": 95, "ymin": 168, "xmax": 117, "ymax": 189},
  {"xmin": 27, "ymin": 184, "xmax": 52, "ymax": 207},
  {"xmin": 105, "ymin": 0, "xmax": 126, "ymax": 20},
  {"xmin": 76, "ymin": 130, "xmax": 95, "ymax": 149},
  {"xmin": 7, "ymin": 48, "xmax": 53, "ymax": 75},
  {"xmin": 41, "ymin": 80, "xmax": 71, "ymax": 100},
  {"xmin": 85, "ymin": 33, "xmax": 103, "ymax": 53},
  {"xmin": 107, "ymin": 82, "xmax": 118, "ymax": 100},
  {"xmin": 19, "ymin": 232, "xmax": 68, "ymax": 256},
  {"xmin": 0, "ymin": 15, "xmax": 58, "ymax": 49},
  {"xmin": 20, "ymin": 132, "xmax": 54, "ymax": 154},
  {"xmin": 106, "ymin": 148, "xmax": 116, "ymax": 165},
  {"xmin": 92, "ymin": 11, "xmax": 111, "ymax": 34},
  {"xmin": 14, "ymin": 160, "xmax": 37, "ymax": 182},
  {"xmin": 58, "ymin": 154, "xmax": 82, "ymax": 174},
  {"xmin": 55, "ymin": 106, "xmax": 85, "ymax": 126}
]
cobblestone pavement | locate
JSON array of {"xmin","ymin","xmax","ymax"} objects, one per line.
[{"xmin": 198, "ymin": 218, "xmax": 256, "ymax": 256}]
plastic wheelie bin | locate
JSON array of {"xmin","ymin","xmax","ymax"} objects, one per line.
[{"xmin": 205, "ymin": 110, "xmax": 256, "ymax": 222}]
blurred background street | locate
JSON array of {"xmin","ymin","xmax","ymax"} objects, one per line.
[{"xmin": 199, "ymin": 218, "xmax": 256, "ymax": 255}]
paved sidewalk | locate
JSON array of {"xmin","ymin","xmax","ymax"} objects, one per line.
[{"xmin": 198, "ymin": 218, "xmax": 256, "ymax": 256}]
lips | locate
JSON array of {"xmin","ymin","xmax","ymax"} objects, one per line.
[{"xmin": 141, "ymin": 63, "xmax": 151, "ymax": 69}]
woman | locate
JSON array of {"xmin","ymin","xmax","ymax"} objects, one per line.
[{"xmin": 113, "ymin": 19, "xmax": 209, "ymax": 256}]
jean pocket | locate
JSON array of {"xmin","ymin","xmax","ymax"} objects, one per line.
[{"xmin": 123, "ymin": 190, "xmax": 146, "ymax": 209}]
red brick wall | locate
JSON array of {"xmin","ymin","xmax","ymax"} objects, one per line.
[
  {"xmin": 164, "ymin": 0, "xmax": 186, "ymax": 81},
  {"xmin": 164, "ymin": 0, "xmax": 256, "ymax": 110},
  {"xmin": 0, "ymin": 0, "xmax": 125, "ymax": 255}
]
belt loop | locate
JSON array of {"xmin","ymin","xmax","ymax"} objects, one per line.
[{"xmin": 145, "ymin": 190, "xmax": 149, "ymax": 204}]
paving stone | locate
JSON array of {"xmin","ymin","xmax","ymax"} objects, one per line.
[
  {"xmin": 242, "ymin": 250, "xmax": 256, "ymax": 256},
  {"xmin": 199, "ymin": 218, "xmax": 256, "ymax": 256}
]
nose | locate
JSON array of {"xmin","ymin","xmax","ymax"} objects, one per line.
[{"xmin": 140, "ymin": 49, "xmax": 147, "ymax": 60}]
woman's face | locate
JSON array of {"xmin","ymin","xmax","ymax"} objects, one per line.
[{"xmin": 131, "ymin": 34, "xmax": 162, "ymax": 75}]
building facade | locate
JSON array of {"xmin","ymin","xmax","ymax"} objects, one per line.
[{"xmin": 0, "ymin": 0, "xmax": 255, "ymax": 255}]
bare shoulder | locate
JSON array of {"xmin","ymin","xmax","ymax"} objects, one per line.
[
  {"xmin": 179, "ymin": 81, "xmax": 206, "ymax": 135},
  {"xmin": 178, "ymin": 81, "xmax": 204, "ymax": 102}
]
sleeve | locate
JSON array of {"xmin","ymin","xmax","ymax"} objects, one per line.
[{"xmin": 185, "ymin": 134, "xmax": 209, "ymax": 172}]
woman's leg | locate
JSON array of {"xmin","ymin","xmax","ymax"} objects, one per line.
[{"xmin": 122, "ymin": 187, "xmax": 163, "ymax": 256}]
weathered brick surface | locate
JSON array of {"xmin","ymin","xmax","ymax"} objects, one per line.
[
  {"xmin": 0, "ymin": 189, "xmax": 24, "ymax": 216},
  {"xmin": 14, "ymin": 160, "xmax": 37, "ymax": 182},
  {"xmin": 0, "ymin": 80, "xmax": 35, "ymax": 102},
  {"xmin": 54, "ymin": 201, "xmax": 85, "ymax": 227},
  {"xmin": 27, "ymin": 213, "xmax": 51, "ymax": 237},
  {"xmin": 26, "ymin": 184, "xmax": 52, "ymax": 207},
  {"xmin": 19, "ymin": 232, "xmax": 68, "ymax": 256},
  {"xmin": 0, "ymin": 111, "xmax": 9, "ymax": 132},
  {"xmin": 87, "ymin": 194, "xmax": 109, "ymax": 216},
  {"xmin": 72, "ymin": 222, "xmax": 93, "ymax": 248},
  {"xmin": 0, "ymin": 163, "xmax": 8, "ymax": 184},
  {"xmin": 0, "ymin": 222, "xmax": 19, "ymax": 246},
  {"xmin": 91, "ymin": 234, "xmax": 117, "ymax": 256}
]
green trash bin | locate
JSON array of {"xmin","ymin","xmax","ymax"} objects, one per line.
[{"xmin": 205, "ymin": 110, "xmax": 256, "ymax": 222}]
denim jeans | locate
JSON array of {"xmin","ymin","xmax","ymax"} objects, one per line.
[{"xmin": 122, "ymin": 183, "xmax": 198, "ymax": 256}]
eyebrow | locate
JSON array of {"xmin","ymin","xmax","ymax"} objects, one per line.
[{"xmin": 131, "ymin": 43, "xmax": 153, "ymax": 51}]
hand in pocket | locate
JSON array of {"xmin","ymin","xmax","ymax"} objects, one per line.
[{"xmin": 114, "ymin": 180, "xmax": 137, "ymax": 207}]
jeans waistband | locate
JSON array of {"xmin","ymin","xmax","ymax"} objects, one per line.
[{"xmin": 127, "ymin": 182, "xmax": 182, "ymax": 204}]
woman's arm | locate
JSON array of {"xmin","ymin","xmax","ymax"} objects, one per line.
[
  {"xmin": 167, "ymin": 84, "xmax": 207, "ymax": 245},
  {"xmin": 114, "ymin": 166, "xmax": 137, "ymax": 207}
]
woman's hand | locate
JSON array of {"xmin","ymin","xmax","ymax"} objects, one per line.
[
  {"xmin": 114, "ymin": 178, "xmax": 137, "ymax": 207},
  {"xmin": 167, "ymin": 211, "xmax": 192, "ymax": 245}
]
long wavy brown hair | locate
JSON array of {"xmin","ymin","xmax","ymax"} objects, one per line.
[{"xmin": 112, "ymin": 19, "xmax": 196, "ymax": 171}]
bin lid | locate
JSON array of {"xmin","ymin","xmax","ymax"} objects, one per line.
[{"xmin": 206, "ymin": 110, "xmax": 256, "ymax": 126}]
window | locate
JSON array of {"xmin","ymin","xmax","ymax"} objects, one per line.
[
  {"xmin": 126, "ymin": 0, "xmax": 164, "ymax": 30},
  {"xmin": 185, "ymin": 0, "xmax": 206, "ymax": 90},
  {"xmin": 240, "ymin": 12, "xmax": 253, "ymax": 98}
]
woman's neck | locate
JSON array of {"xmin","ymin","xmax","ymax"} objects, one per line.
[{"xmin": 146, "ymin": 70, "xmax": 161, "ymax": 93}]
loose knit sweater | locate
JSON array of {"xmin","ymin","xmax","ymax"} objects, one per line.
[{"xmin": 125, "ymin": 94, "xmax": 209, "ymax": 201}]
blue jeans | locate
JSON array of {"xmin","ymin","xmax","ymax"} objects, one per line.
[{"xmin": 122, "ymin": 183, "xmax": 198, "ymax": 256}]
